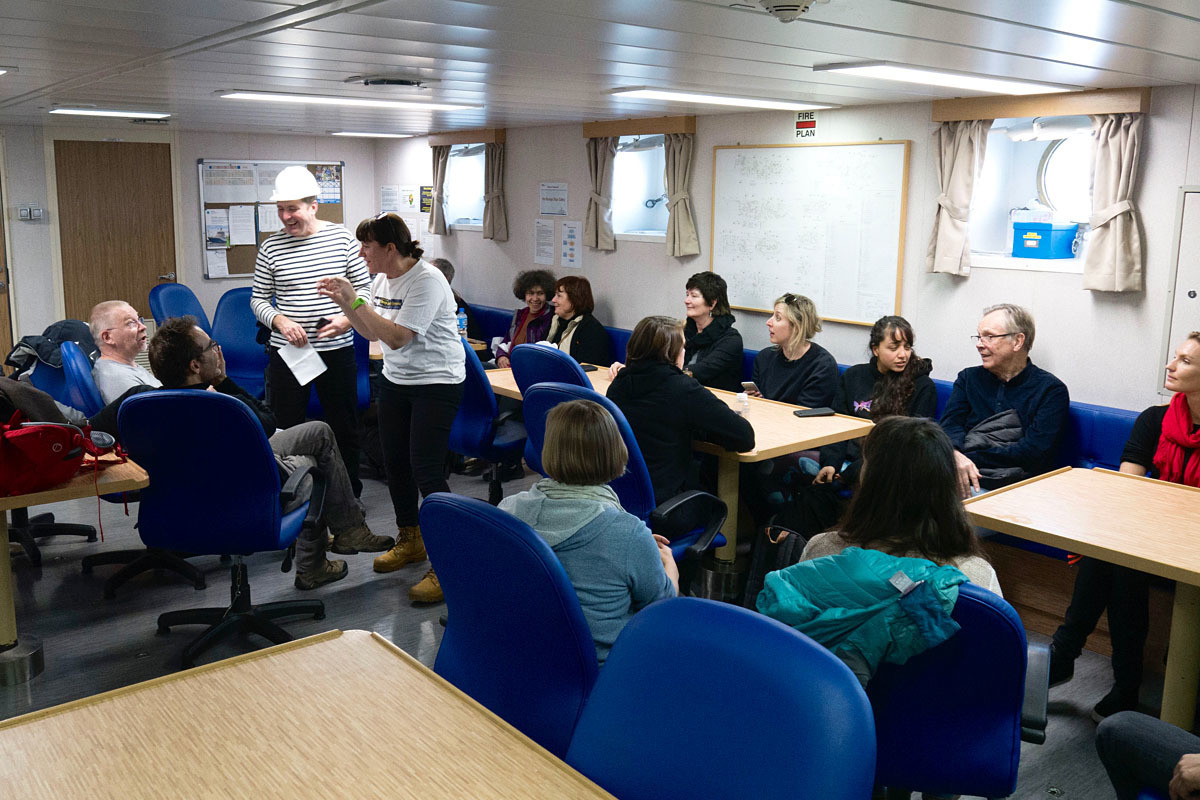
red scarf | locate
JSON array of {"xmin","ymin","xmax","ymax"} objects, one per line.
[{"xmin": 1152, "ymin": 392, "xmax": 1200, "ymax": 486}]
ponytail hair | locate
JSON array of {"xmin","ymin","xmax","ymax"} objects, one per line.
[{"xmin": 355, "ymin": 213, "xmax": 424, "ymax": 260}]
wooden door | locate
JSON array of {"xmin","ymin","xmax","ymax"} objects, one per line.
[
  {"xmin": 1167, "ymin": 190, "xmax": 1200, "ymax": 396},
  {"xmin": 54, "ymin": 140, "xmax": 175, "ymax": 322},
  {"xmin": 0, "ymin": 171, "xmax": 11, "ymax": 366}
]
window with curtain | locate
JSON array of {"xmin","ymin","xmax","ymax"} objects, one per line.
[
  {"xmin": 611, "ymin": 135, "xmax": 668, "ymax": 237},
  {"xmin": 445, "ymin": 143, "xmax": 486, "ymax": 228}
]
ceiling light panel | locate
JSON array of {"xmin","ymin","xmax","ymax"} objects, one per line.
[
  {"xmin": 612, "ymin": 87, "xmax": 837, "ymax": 111},
  {"xmin": 812, "ymin": 62, "xmax": 1077, "ymax": 96}
]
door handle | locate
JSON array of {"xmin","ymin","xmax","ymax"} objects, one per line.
[
  {"xmin": 0, "ymin": 281, "xmax": 6, "ymax": 290},
  {"xmin": 158, "ymin": 272, "xmax": 176, "ymax": 282}
]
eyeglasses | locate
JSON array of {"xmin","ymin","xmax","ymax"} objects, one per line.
[
  {"xmin": 103, "ymin": 319, "xmax": 141, "ymax": 333},
  {"xmin": 970, "ymin": 332, "xmax": 1017, "ymax": 344},
  {"xmin": 202, "ymin": 339, "xmax": 220, "ymax": 352}
]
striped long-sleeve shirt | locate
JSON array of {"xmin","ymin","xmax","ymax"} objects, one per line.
[{"xmin": 251, "ymin": 222, "xmax": 371, "ymax": 352}]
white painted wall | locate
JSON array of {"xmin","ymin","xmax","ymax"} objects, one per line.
[
  {"xmin": 0, "ymin": 126, "xmax": 376, "ymax": 333},
  {"xmin": 375, "ymin": 85, "xmax": 1197, "ymax": 411}
]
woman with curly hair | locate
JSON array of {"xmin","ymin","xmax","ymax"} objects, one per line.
[{"xmin": 494, "ymin": 269, "xmax": 556, "ymax": 368}]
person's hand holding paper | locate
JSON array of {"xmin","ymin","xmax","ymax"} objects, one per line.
[{"xmin": 277, "ymin": 341, "xmax": 327, "ymax": 385}]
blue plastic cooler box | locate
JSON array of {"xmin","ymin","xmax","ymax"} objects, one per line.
[{"xmin": 1012, "ymin": 222, "xmax": 1078, "ymax": 259}]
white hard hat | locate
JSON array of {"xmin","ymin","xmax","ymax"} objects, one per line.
[{"xmin": 270, "ymin": 166, "xmax": 321, "ymax": 202}]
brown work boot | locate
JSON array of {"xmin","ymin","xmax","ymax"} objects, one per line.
[
  {"xmin": 294, "ymin": 559, "xmax": 348, "ymax": 590},
  {"xmin": 409, "ymin": 568, "xmax": 443, "ymax": 603},
  {"xmin": 373, "ymin": 525, "xmax": 427, "ymax": 573},
  {"xmin": 331, "ymin": 524, "xmax": 395, "ymax": 555}
]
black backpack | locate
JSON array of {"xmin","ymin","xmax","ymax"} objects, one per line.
[{"xmin": 742, "ymin": 523, "xmax": 809, "ymax": 610}]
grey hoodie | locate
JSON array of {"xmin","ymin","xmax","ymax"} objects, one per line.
[{"xmin": 500, "ymin": 479, "xmax": 676, "ymax": 663}]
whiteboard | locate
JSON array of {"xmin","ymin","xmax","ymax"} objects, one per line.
[{"xmin": 710, "ymin": 141, "xmax": 910, "ymax": 326}]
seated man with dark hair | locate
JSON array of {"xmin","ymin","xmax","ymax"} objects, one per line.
[{"xmin": 91, "ymin": 316, "xmax": 393, "ymax": 590}]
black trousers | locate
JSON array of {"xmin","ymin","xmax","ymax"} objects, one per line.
[
  {"xmin": 1052, "ymin": 557, "xmax": 1151, "ymax": 692},
  {"xmin": 377, "ymin": 379, "xmax": 464, "ymax": 528},
  {"xmin": 268, "ymin": 345, "xmax": 362, "ymax": 497}
]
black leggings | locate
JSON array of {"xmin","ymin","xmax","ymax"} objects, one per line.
[
  {"xmin": 377, "ymin": 379, "xmax": 464, "ymax": 528},
  {"xmin": 1052, "ymin": 557, "xmax": 1151, "ymax": 691},
  {"xmin": 268, "ymin": 345, "xmax": 362, "ymax": 496}
]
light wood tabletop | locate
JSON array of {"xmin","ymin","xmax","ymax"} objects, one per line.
[
  {"xmin": 486, "ymin": 366, "xmax": 873, "ymax": 560},
  {"xmin": 0, "ymin": 454, "xmax": 148, "ymax": 650},
  {"xmin": 0, "ymin": 629, "xmax": 615, "ymax": 800},
  {"xmin": 965, "ymin": 467, "xmax": 1200, "ymax": 728}
]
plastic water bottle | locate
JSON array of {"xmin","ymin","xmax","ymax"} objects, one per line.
[
  {"xmin": 736, "ymin": 392, "xmax": 750, "ymax": 417},
  {"xmin": 456, "ymin": 307, "xmax": 468, "ymax": 336}
]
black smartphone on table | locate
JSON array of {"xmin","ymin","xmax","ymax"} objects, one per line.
[{"xmin": 793, "ymin": 407, "xmax": 835, "ymax": 418}]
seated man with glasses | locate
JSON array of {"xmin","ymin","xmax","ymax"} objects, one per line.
[
  {"xmin": 89, "ymin": 300, "xmax": 161, "ymax": 403},
  {"xmin": 89, "ymin": 316, "xmax": 393, "ymax": 590},
  {"xmin": 939, "ymin": 303, "xmax": 1069, "ymax": 497}
]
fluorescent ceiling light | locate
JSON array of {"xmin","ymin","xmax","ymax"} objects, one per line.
[
  {"xmin": 331, "ymin": 131, "xmax": 413, "ymax": 138},
  {"xmin": 49, "ymin": 108, "xmax": 170, "ymax": 119},
  {"xmin": 812, "ymin": 62, "xmax": 1076, "ymax": 96},
  {"xmin": 0, "ymin": 66, "xmax": 16, "ymax": 77},
  {"xmin": 612, "ymin": 87, "xmax": 836, "ymax": 111},
  {"xmin": 221, "ymin": 91, "xmax": 476, "ymax": 111}
]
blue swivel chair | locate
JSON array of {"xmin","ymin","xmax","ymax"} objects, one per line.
[
  {"xmin": 869, "ymin": 582, "xmax": 1049, "ymax": 799},
  {"xmin": 58, "ymin": 340, "xmax": 106, "ymax": 417},
  {"xmin": 510, "ymin": 343, "xmax": 593, "ymax": 470},
  {"xmin": 211, "ymin": 287, "xmax": 268, "ymax": 399},
  {"xmin": 566, "ymin": 597, "xmax": 877, "ymax": 800},
  {"xmin": 448, "ymin": 340, "xmax": 526, "ymax": 505},
  {"xmin": 522, "ymin": 382, "xmax": 726, "ymax": 592},
  {"xmin": 420, "ymin": 493, "xmax": 598, "ymax": 757},
  {"xmin": 149, "ymin": 283, "xmax": 212, "ymax": 334},
  {"xmin": 119, "ymin": 391, "xmax": 326, "ymax": 669}
]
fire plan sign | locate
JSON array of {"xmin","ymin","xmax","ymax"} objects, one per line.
[{"xmin": 795, "ymin": 111, "xmax": 817, "ymax": 139}]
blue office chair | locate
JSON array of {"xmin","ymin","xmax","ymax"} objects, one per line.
[
  {"xmin": 58, "ymin": 340, "xmax": 106, "ymax": 417},
  {"xmin": 149, "ymin": 283, "xmax": 212, "ymax": 334},
  {"xmin": 510, "ymin": 343, "xmax": 591, "ymax": 395},
  {"xmin": 566, "ymin": 597, "xmax": 877, "ymax": 800},
  {"xmin": 420, "ymin": 493, "xmax": 598, "ymax": 758},
  {"xmin": 522, "ymin": 382, "xmax": 726, "ymax": 591},
  {"xmin": 869, "ymin": 582, "xmax": 1049, "ymax": 799},
  {"xmin": 118, "ymin": 391, "xmax": 326, "ymax": 669},
  {"xmin": 211, "ymin": 287, "xmax": 268, "ymax": 399},
  {"xmin": 448, "ymin": 340, "xmax": 526, "ymax": 505},
  {"xmin": 306, "ymin": 330, "xmax": 371, "ymax": 419}
]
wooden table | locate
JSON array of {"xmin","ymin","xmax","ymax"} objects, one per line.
[
  {"xmin": 964, "ymin": 467, "xmax": 1200, "ymax": 728},
  {"xmin": 0, "ymin": 455, "xmax": 148, "ymax": 684},
  {"xmin": 369, "ymin": 339, "xmax": 488, "ymax": 361},
  {"xmin": 0, "ymin": 629, "xmax": 614, "ymax": 799},
  {"xmin": 486, "ymin": 367, "xmax": 873, "ymax": 561}
]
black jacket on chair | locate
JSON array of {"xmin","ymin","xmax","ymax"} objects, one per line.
[
  {"xmin": 607, "ymin": 359, "xmax": 755, "ymax": 505},
  {"xmin": 547, "ymin": 313, "xmax": 612, "ymax": 367}
]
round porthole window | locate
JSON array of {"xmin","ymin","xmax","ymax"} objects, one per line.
[{"xmin": 1037, "ymin": 135, "xmax": 1094, "ymax": 225}]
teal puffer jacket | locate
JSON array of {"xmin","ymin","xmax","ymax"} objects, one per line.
[{"xmin": 756, "ymin": 547, "xmax": 966, "ymax": 684}]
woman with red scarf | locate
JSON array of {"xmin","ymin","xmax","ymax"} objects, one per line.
[{"xmin": 1049, "ymin": 333, "xmax": 1200, "ymax": 721}]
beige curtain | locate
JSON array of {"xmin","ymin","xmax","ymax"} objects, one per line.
[
  {"xmin": 584, "ymin": 136, "xmax": 617, "ymax": 250},
  {"xmin": 926, "ymin": 119, "xmax": 992, "ymax": 276},
  {"xmin": 482, "ymin": 142, "xmax": 509, "ymax": 241},
  {"xmin": 664, "ymin": 133, "xmax": 700, "ymax": 257},
  {"xmin": 1083, "ymin": 114, "xmax": 1144, "ymax": 292},
  {"xmin": 428, "ymin": 144, "xmax": 450, "ymax": 235}
]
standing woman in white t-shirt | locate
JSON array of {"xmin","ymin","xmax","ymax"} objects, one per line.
[{"xmin": 317, "ymin": 213, "xmax": 466, "ymax": 604}]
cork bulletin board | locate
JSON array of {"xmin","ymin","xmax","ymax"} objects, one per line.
[{"xmin": 197, "ymin": 160, "xmax": 345, "ymax": 279}]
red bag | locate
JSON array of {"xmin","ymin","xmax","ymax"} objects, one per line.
[{"xmin": 0, "ymin": 411, "xmax": 87, "ymax": 496}]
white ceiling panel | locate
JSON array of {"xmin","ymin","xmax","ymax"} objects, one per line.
[{"xmin": 0, "ymin": 0, "xmax": 1193, "ymax": 134}]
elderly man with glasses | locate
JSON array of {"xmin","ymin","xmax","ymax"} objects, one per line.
[
  {"xmin": 89, "ymin": 300, "xmax": 161, "ymax": 403},
  {"xmin": 938, "ymin": 303, "xmax": 1070, "ymax": 498}
]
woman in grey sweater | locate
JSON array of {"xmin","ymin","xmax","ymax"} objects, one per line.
[{"xmin": 499, "ymin": 399, "xmax": 677, "ymax": 663}]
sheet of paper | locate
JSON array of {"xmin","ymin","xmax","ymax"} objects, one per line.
[
  {"xmin": 560, "ymin": 220, "xmax": 581, "ymax": 268},
  {"xmin": 397, "ymin": 185, "xmax": 420, "ymax": 213},
  {"xmin": 204, "ymin": 208, "xmax": 230, "ymax": 249},
  {"xmin": 205, "ymin": 248, "xmax": 228, "ymax": 278},
  {"xmin": 313, "ymin": 164, "xmax": 341, "ymax": 203},
  {"xmin": 258, "ymin": 204, "xmax": 283, "ymax": 233},
  {"xmin": 380, "ymin": 184, "xmax": 399, "ymax": 214},
  {"xmin": 534, "ymin": 218, "xmax": 554, "ymax": 265},
  {"xmin": 202, "ymin": 163, "xmax": 256, "ymax": 203},
  {"xmin": 228, "ymin": 204, "xmax": 257, "ymax": 245},
  {"xmin": 400, "ymin": 214, "xmax": 421, "ymax": 239},
  {"xmin": 257, "ymin": 164, "xmax": 293, "ymax": 202},
  {"xmin": 277, "ymin": 343, "xmax": 328, "ymax": 386},
  {"xmin": 540, "ymin": 182, "xmax": 567, "ymax": 216}
]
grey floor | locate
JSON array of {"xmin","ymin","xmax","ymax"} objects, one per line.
[{"xmin": 0, "ymin": 467, "xmax": 1167, "ymax": 799}]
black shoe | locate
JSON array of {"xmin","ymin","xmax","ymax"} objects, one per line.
[
  {"xmin": 1048, "ymin": 644, "xmax": 1075, "ymax": 688},
  {"xmin": 1091, "ymin": 686, "xmax": 1139, "ymax": 722},
  {"xmin": 498, "ymin": 461, "xmax": 525, "ymax": 482}
]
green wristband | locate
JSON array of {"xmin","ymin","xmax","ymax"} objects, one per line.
[{"xmin": 351, "ymin": 296, "xmax": 367, "ymax": 310}]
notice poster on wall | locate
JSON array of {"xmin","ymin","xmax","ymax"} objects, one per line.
[
  {"xmin": 204, "ymin": 208, "xmax": 230, "ymax": 249},
  {"xmin": 202, "ymin": 163, "xmax": 256, "ymax": 204},
  {"xmin": 540, "ymin": 182, "xmax": 568, "ymax": 216},
  {"xmin": 258, "ymin": 204, "xmax": 283, "ymax": 233},
  {"xmin": 534, "ymin": 218, "xmax": 555, "ymax": 265},
  {"xmin": 228, "ymin": 205, "xmax": 257, "ymax": 245},
  {"xmin": 420, "ymin": 186, "xmax": 434, "ymax": 213},
  {"xmin": 205, "ymin": 248, "xmax": 229, "ymax": 278},
  {"xmin": 380, "ymin": 185, "xmax": 399, "ymax": 214},
  {"xmin": 561, "ymin": 221, "xmax": 581, "ymax": 268}
]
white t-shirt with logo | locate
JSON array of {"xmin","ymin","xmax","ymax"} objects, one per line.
[{"xmin": 371, "ymin": 261, "xmax": 466, "ymax": 386}]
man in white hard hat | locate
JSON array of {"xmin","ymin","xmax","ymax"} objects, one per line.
[{"xmin": 250, "ymin": 167, "xmax": 391, "ymax": 554}]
